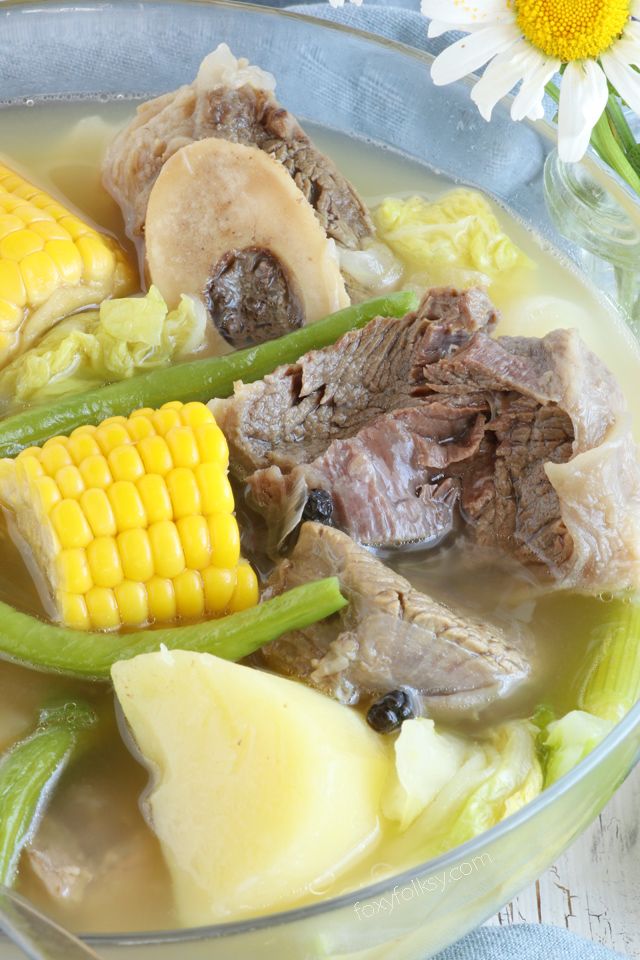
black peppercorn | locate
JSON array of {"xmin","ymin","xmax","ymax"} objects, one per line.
[
  {"xmin": 302, "ymin": 489, "xmax": 334, "ymax": 525},
  {"xmin": 366, "ymin": 689, "xmax": 415, "ymax": 734}
]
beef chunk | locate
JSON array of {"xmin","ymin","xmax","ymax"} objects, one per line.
[
  {"xmin": 103, "ymin": 46, "xmax": 373, "ymax": 249},
  {"xmin": 264, "ymin": 523, "xmax": 529, "ymax": 717},
  {"xmin": 213, "ymin": 286, "xmax": 640, "ymax": 593}
]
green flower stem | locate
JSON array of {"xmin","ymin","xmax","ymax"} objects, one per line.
[
  {"xmin": 545, "ymin": 83, "xmax": 640, "ymax": 198},
  {"xmin": 605, "ymin": 97, "xmax": 637, "ymax": 155},
  {"xmin": 591, "ymin": 108, "xmax": 640, "ymax": 196}
]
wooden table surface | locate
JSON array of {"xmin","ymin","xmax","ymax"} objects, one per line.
[{"xmin": 486, "ymin": 766, "xmax": 640, "ymax": 957}]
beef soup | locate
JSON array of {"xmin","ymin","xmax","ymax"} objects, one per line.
[{"xmin": 0, "ymin": 44, "xmax": 639, "ymax": 933}]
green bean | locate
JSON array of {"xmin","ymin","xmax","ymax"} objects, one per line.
[
  {"xmin": 0, "ymin": 578, "xmax": 346, "ymax": 680},
  {"xmin": 0, "ymin": 700, "xmax": 96, "ymax": 886},
  {"xmin": 0, "ymin": 292, "xmax": 418, "ymax": 457}
]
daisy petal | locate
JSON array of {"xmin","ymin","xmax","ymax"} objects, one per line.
[
  {"xmin": 526, "ymin": 102, "xmax": 545, "ymax": 121},
  {"xmin": 614, "ymin": 30, "xmax": 640, "ymax": 63},
  {"xmin": 431, "ymin": 23, "xmax": 520, "ymax": 86},
  {"xmin": 631, "ymin": 0, "xmax": 640, "ymax": 16},
  {"xmin": 602, "ymin": 51, "xmax": 640, "ymax": 117},
  {"xmin": 511, "ymin": 55, "xmax": 560, "ymax": 122},
  {"xmin": 421, "ymin": 0, "xmax": 508, "ymax": 28},
  {"xmin": 470, "ymin": 40, "xmax": 531, "ymax": 121},
  {"xmin": 558, "ymin": 61, "xmax": 608, "ymax": 163},
  {"xmin": 427, "ymin": 20, "xmax": 462, "ymax": 38}
]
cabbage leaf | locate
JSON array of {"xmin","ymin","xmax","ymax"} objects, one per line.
[
  {"xmin": 0, "ymin": 287, "xmax": 206, "ymax": 409},
  {"xmin": 374, "ymin": 189, "xmax": 531, "ymax": 294},
  {"xmin": 384, "ymin": 719, "xmax": 542, "ymax": 856},
  {"xmin": 542, "ymin": 710, "xmax": 614, "ymax": 787}
]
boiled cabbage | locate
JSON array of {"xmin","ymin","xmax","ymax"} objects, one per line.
[
  {"xmin": 542, "ymin": 710, "xmax": 613, "ymax": 787},
  {"xmin": 0, "ymin": 286, "xmax": 206, "ymax": 408},
  {"xmin": 374, "ymin": 189, "xmax": 531, "ymax": 293},
  {"xmin": 384, "ymin": 719, "xmax": 542, "ymax": 858}
]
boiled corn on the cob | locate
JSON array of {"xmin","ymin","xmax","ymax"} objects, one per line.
[
  {"xmin": 0, "ymin": 401, "xmax": 259, "ymax": 630},
  {"xmin": 0, "ymin": 163, "xmax": 136, "ymax": 367}
]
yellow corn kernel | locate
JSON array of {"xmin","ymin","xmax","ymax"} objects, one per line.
[
  {"xmin": 176, "ymin": 515, "xmax": 210, "ymax": 570},
  {"xmin": 59, "ymin": 592, "xmax": 90, "ymax": 631},
  {"xmin": 166, "ymin": 426, "xmax": 200, "ymax": 469},
  {"xmin": 0, "ymin": 214, "xmax": 23, "ymax": 239},
  {"xmin": 20, "ymin": 251, "xmax": 60, "ymax": 306},
  {"xmin": 194, "ymin": 422, "xmax": 229, "ymax": 467},
  {"xmin": 208, "ymin": 513, "xmax": 241, "ymax": 569},
  {"xmin": 15, "ymin": 455, "xmax": 44, "ymax": 483},
  {"xmin": 87, "ymin": 536, "xmax": 123, "ymax": 589},
  {"xmin": 101, "ymin": 416, "xmax": 128, "ymax": 426},
  {"xmin": 228, "ymin": 562, "xmax": 259, "ymax": 613},
  {"xmin": 85, "ymin": 586, "xmax": 120, "ymax": 630},
  {"xmin": 51, "ymin": 499, "xmax": 92, "ymax": 549},
  {"xmin": 167, "ymin": 467, "xmax": 201, "ymax": 519},
  {"xmin": 0, "ymin": 300, "xmax": 22, "ymax": 330},
  {"xmin": 40, "ymin": 443, "xmax": 72, "ymax": 476},
  {"xmin": 196, "ymin": 462, "xmax": 234, "ymax": 515},
  {"xmin": 161, "ymin": 401, "xmax": 183, "ymax": 411},
  {"xmin": 33, "ymin": 475, "xmax": 62, "ymax": 514},
  {"xmin": 77, "ymin": 234, "xmax": 115, "ymax": 282},
  {"xmin": 174, "ymin": 569, "xmax": 205, "ymax": 620},
  {"xmin": 0, "ymin": 229, "xmax": 43, "ymax": 261},
  {"xmin": 180, "ymin": 402, "xmax": 215, "ymax": 428},
  {"xmin": 42, "ymin": 436, "xmax": 67, "ymax": 449},
  {"xmin": 138, "ymin": 435, "xmax": 173, "ymax": 476},
  {"xmin": 152, "ymin": 407, "xmax": 182, "ymax": 436},
  {"xmin": 70, "ymin": 424, "xmax": 96, "ymax": 437},
  {"xmin": 43, "ymin": 239, "xmax": 83, "ymax": 285},
  {"xmin": 114, "ymin": 581, "xmax": 148, "ymax": 626},
  {"xmin": 31, "ymin": 221, "xmax": 71, "ymax": 241},
  {"xmin": 202, "ymin": 566, "xmax": 236, "ymax": 614},
  {"xmin": 148, "ymin": 520, "xmax": 185, "ymax": 579},
  {"xmin": 80, "ymin": 488, "xmax": 117, "ymax": 537},
  {"xmin": 108, "ymin": 445, "xmax": 144, "ymax": 483},
  {"xmin": 55, "ymin": 464, "xmax": 85, "ymax": 499},
  {"xmin": 95, "ymin": 422, "xmax": 131, "ymax": 455},
  {"xmin": 79, "ymin": 454, "xmax": 112, "ymax": 490},
  {"xmin": 146, "ymin": 577, "xmax": 177, "ymax": 622},
  {"xmin": 118, "ymin": 528, "xmax": 154, "ymax": 582},
  {"xmin": 58, "ymin": 214, "xmax": 91, "ymax": 240},
  {"xmin": 57, "ymin": 548, "xmax": 92, "ymax": 593},
  {"xmin": 67, "ymin": 432, "xmax": 100, "ymax": 465},
  {"xmin": 107, "ymin": 481, "xmax": 146, "ymax": 531},
  {"xmin": 0, "ymin": 260, "xmax": 26, "ymax": 307},
  {"xmin": 136, "ymin": 474, "xmax": 172, "ymax": 524},
  {"xmin": 125, "ymin": 415, "xmax": 156, "ymax": 442},
  {"xmin": 16, "ymin": 445, "xmax": 41, "ymax": 461},
  {"xmin": 130, "ymin": 407, "xmax": 155, "ymax": 419}
]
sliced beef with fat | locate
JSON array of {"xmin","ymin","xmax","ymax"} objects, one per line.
[
  {"xmin": 212, "ymin": 287, "xmax": 496, "ymax": 551},
  {"xmin": 264, "ymin": 523, "xmax": 529, "ymax": 717},
  {"xmin": 103, "ymin": 44, "xmax": 373, "ymax": 249},
  {"xmin": 213, "ymin": 285, "xmax": 640, "ymax": 593}
]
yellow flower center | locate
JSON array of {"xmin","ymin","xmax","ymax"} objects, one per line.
[{"xmin": 514, "ymin": 0, "xmax": 630, "ymax": 61}]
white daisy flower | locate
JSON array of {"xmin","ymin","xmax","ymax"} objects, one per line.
[{"xmin": 421, "ymin": 0, "xmax": 640, "ymax": 162}]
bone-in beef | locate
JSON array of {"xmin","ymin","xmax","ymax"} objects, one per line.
[
  {"xmin": 103, "ymin": 45, "xmax": 373, "ymax": 249},
  {"xmin": 212, "ymin": 286, "xmax": 640, "ymax": 593},
  {"xmin": 264, "ymin": 523, "xmax": 529, "ymax": 716}
]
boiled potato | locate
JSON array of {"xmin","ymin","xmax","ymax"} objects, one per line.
[{"xmin": 112, "ymin": 651, "xmax": 391, "ymax": 924}]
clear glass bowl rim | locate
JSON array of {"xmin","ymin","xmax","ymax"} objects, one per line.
[{"xmin": 1, "ymin": 0, "xmax": 639, "ymax": 946}]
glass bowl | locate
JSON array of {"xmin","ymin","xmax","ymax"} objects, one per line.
[{"xmin": 1, "ymin": 2, "xmax": 640, "ymax": 958}]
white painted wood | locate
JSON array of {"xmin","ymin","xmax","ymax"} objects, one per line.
[{"xmin": 486, "ymin": 766, "xmax": 640, "ymax": 957}]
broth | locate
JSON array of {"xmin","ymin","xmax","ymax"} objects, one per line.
[{"xmin": 1, "ymin": 98, "xmax": 639, "ymax": 931}]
